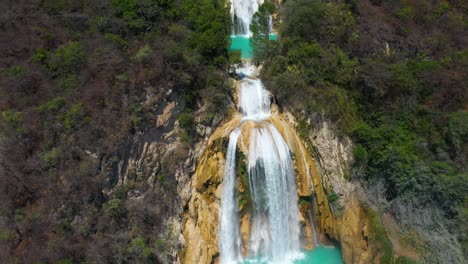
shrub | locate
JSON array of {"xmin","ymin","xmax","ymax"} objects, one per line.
[
  {"xmin": 353, "ymin": 144, "xmax": 368, "ymax": 169},
  {"xmin": 2, "ymin": 110, "xmax": 24, "ymax": 133},
  {"xmin": 177, "ymin": 112, "xmax": 194, "ymax": 130},
  {"xmin": 36, "ymin": 97, "xmax": 66, "ymax": 112},
  {"xmin": 2, "ymin": 110, "xmax": 24, "ymax": 123},
  {"xmin": 443, "ymin": 111, "xmax": 468, "ymax": 154},
  {"xmin": 9, "ymin": 65, "xmax": 26, "ymax": 77},
  {"xmin": 128, "ymin": 237, "xmax": 152, "ymax": 258},
  {"xmin": 47, "ymin": 41, "xmax": 85, "ymax": 76},
  {"xmin": 57, "ymin": 103, "xmax": 89, "ymax": 130},
  {"xmin": 58, "ymin": 74, "xmax": 80, "ymax": 90},
  {"xmin": 105, "ymin": 33, "xmax": 128, "ymax": 50},
  {"xmin": 132, "ymin": 45, "xmax": 152, "ymax": 64},
  {"xmin": 397, "ymin": 7, "xmax": 414, "ymax": 19},
  {"xmin": 41, "ymin": 147, "xmax": 62, "ymax": 167},
  {"xmin": 32, "ymin": 48, "xmax": 47, "ymax": 63},
  {"xmin": 103, "ymin": 198, "xmax": 125, "ymax": 219},
  {"xmin": 228, "ymin": 50, "xmax": 242, "ymax": 65},
  {"xmin": 0, "ymin": 229, "xmax": 11, "ymax": 241}
]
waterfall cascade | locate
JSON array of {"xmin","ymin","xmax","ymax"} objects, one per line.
[
  {"xmin": 184, "ymin": 1, "xmax": 362, "ymax": 263},
  {"xmin": 221, "ymin": 0, "xmax": 305, "ymax": 262},
  {"xmin": 219, "ymin": 61, "xmax": 303, "ymax": 264},
  {"xmin": 230, "ymin": 0, "xmax": 263, "ymax": 35}
]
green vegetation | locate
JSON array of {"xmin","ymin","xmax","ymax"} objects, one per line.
[
  {"xmin": 0, "ymin": 0, "xmax": 231, "ymax": 263},
  {"xmin": 250, "ymin": 1, "xmax": 276, "ymax": 61},
  {"xmin": 131, "ymin": 45, "xmax": 152, "ymax": 64},
  {"xmin": 47, "ymin": 41, "xmax": 85, "ymax": 76},
  {"xmin": 259, "ymin": 0, "xmax": 467, "ymax": 262},
  {"xmin": 368, "ymin": 209, "xmax": 394, "ymax": 263},
  {"xmin": 237, "ymin": 152, "xmax": 251, "ymax": 215}
]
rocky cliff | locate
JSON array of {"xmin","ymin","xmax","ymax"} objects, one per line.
[{"xmin": 180, "ymin": 78, "xmax": 397, "ymax": 264}]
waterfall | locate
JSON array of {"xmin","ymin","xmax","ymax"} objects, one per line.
[
  {"xmin": 230, "ymin": 0, "xmax": 263, "ymax": 35},
  {"xmin": 248, "ymin": 124, "xmax": 300, "ymax": 262},
  {"xmin": 219, "ymin": 61, "xmax": 302, "ymax": 262},
  {"xmin": 220, "ymin": 1, "xmax": 309, "ymax": 263},
  {"xmin": 238, "ymin": 78, "xmax": 271, "ymax": 121},
  {"xmin": 220, "ymin": 128, "xmax": 243, "ymax": 264}
]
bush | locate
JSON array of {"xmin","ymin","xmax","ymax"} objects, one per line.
[
  {"xmin": 41, "ymin": 147, "xmax": 62, "ymax": 167},
  {"xmin": 58, "ymin": 103, "xmax": 89, "ymax": 130},
  {"xmin": 8, "ymin": 65, "xmax": 26, "ymax": 77},
  {"xmin": 58, "ymin": 74, "xmax": 80, "ymax": 90},
  {"xmin": 104, "ymin": 33, "xmax": 128, "ymax": 50},
  {"xmin": 47, "ymin": 41, "xmax": 85, "ymax": 76},
  {"xmin": 1, "ymin": 110, "xmax": 24, "ymax": 133},
  {"xmin": 128, "ymin": 237, "xmax": 152, "ymax": 259},
  {"xmin": 36, "ymin": 97, "xmax": 66, "ymax": 112},
  {"xmin": 103, "ymin": 198, "xmax": 125, "ymax": 219},
  {"xmin": 132, "ymin": 45, "xmax": 152, "ymax": 64},
  {"xmin": 31, "ymin": 48, "xmax": 47, "ymax": 63},
  {"xmin": 177, "ymin": 112, "xmax": 194, "ymax": 130},
  {"xmin": 280, "ymin": 0, "xmax": 325, "ymax": 41},
  {"xmin": 443, "ymin": 111, "xmax": 468, "ymax": 154}
]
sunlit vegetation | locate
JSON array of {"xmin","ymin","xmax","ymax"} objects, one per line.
[{"xmin": 259, "ymin": 0, "xmax": 467, "ymax": 262}]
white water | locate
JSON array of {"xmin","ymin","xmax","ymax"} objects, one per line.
[
  {"xmin": 248, "ymin": 124, "xmax": 301, "ymax": 263},
  {"xmin": 230, "ymin": 0, "xmax": 264, "ymax": 35},
  {"xmin": 220, "ymin": 128, "xmax": 243, "ymax": 264},
  {"xmin": 220, "ymin": 1, "xmax": 308, "ymax": 263},
  {"xmin": 219, "ymin": 61, "xmax": 302, "ymax": 263},
  {"xmin": 238, "ymin": 78, "xmax": 271, "ymax": 121}
]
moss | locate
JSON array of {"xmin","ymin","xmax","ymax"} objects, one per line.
[
  {"xmin": 367, "ymin": 209, "xmax": 394, "ymax": 263},
  {"xmin": 237, "ymin": 151, "xmax": 251, "ymax": 215},
  {"xmin": 211, "ymin": 137, "xmax": 228, "ymax": 154},
  {"xmin": 299, "ymin": 196, "xmax": 312, "ymax": 212}
]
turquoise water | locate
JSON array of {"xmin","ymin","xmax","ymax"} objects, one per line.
[
  {"xmin": 240, "ymin": 246, "xmax": 344, "ymax": 264},
  {"xmin": 229, "ymin": 34, "xmax": 278, "ymax": 59},
  {"xmin": 295, "ymin": 246, "xmax": 344, "ymax": 264}
]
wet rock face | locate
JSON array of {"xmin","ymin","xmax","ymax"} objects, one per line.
[
  {"xmin": 181, "ymin": 108, "xmax": 337, "ymax": 263},
  {"xmin": 306, "ymin": 119, "xmax": 384, "ymax": 264}
]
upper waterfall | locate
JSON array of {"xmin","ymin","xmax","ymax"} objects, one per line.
[{"xmin": 230, "ymin": 0, "xmax": 263, "ymax": 35}]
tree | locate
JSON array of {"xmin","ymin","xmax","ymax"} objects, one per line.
[{"xmin": 250, "ymin": 1, "xmax": 276, "ymax": 62}]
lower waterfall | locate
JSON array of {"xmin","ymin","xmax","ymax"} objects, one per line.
[{"xmin": 219, "ymin": 65, "xmax": 301, "ymax": 264}]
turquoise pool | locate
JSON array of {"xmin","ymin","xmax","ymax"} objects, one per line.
[
  {"xmin": 240, "ymin": 246, "xmax": 344, "ymax": 264},
  {"xmin": 229, "ymin": 34, "xmax": 278, "ymax": 59}
]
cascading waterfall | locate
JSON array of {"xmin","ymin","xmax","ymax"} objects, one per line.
[
  {"xmin": 230, "ymin": 0, "xmax": 263, "ymax": 35},
  {"xmin": 220, "ymin": 1, "xmax": 322, "ymax": 263},
  {"xmin": 248, "ymin": 124, "xmax": 301, "ymax": 262},
  {"xmin": 219, "ymin": 128, "xmax": 243, "ymax": 263},
  {"xmin": 219, "ymin": 62, "xmax": 302, "ymax": 264}
]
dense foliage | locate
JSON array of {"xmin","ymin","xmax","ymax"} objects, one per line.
[
  {"xmin": 259, "ymin": 0, "xmax": 467, "ymax": 262},
  {"xmin": 0, "ymin": 0, "xmax": 231, "ymax": 263}
]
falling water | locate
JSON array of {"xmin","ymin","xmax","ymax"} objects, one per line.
[
  {"xmin": 221, "ymin": 1, "xmax": 319, "ymax": 263},
  {"xmin": 248, "ymin": 124, "xmax": 301, "ymax": 263},
  {"xmin": 230, "ymin": 0, "xmax": 263, "ymax": 35},
  {"xmin": 220, "ymin": 128, "xmax": 243, "ymax": 264},
  {"xmin": 238, "ymin": 78, "xmax": 271, "ymax": 121},
  {"xmin": 219, "ymin": 59, "xmax": 302, "ymax": 263}
]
